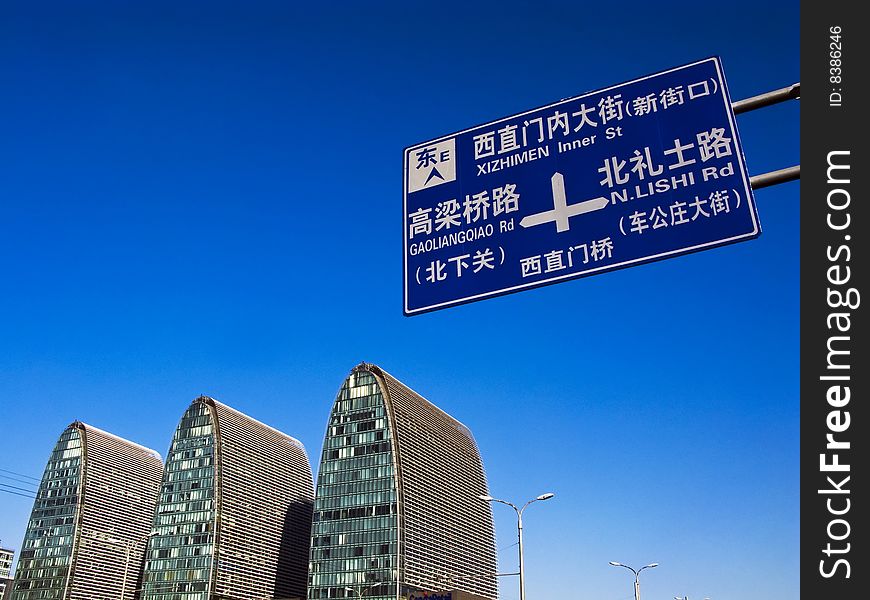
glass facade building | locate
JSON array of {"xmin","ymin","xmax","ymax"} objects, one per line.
[
  {"xmin": 308, "ymin": 363, "xmax": 498, "ymax": 600},
  {"xmin": 141, "ymin": 396, "xmax": 313, "ymax": 600},
  {"xmin": 10, "ymin": 422, "xmax": 163, "ymax": 600}
]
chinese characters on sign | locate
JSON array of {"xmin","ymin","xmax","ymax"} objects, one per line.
[{"xmin": 403, "ymin": 57, "xmax": 759, "ymax": 315}]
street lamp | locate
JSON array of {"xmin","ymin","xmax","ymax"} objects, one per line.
[
  {"xmin": 479, "ymin": 492, "xmax": 554, "ymax": 600},
  {"xmin": 675, "ymin": 596, "xmax": 710, "ymax": 600},
  {"xmin": 120, "ymin": 530, "xmax": 159, "ymax": 600},
  {"xmin": 345, "ymin": 584, "xmax": 377, "ymax": 598},
  {"xmin": 345, "ymin": 581, "xmax": 385, "ymax": 599},
  {"xmin": 608, "ymin": 561, "xmax": 658, "ymax": 600}
]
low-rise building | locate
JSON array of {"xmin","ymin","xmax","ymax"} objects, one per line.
[{"xmin": 0, "ymin": 545, "xmax": 14, "ymax": 599}]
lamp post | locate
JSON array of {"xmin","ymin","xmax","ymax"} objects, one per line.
[
  {"xmin": 608, "ymin": 561, "xmax": 658, "ymax": 600},
  {"xmin": 345, "ymin": 584, "xmax": 377, "ymax": 598},
  {"xmin": 346, "ymin": 578, "xmax": 387, "ymax": 599},
  {"xmin": 479, "ymin": 492, "xmax": 554, "ymax": 600},
  {"xmin": 120, "ymin": 530, "xmax": 158, "ymax": 600}
]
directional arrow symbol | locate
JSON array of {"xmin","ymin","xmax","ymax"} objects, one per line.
[
  {"xmin": 424, "ymin": 166, "xmax": 445, "ymax": 186},
  {"xmin": 520, "ymin": 172, "xmax": 609, "ymax": 233}
]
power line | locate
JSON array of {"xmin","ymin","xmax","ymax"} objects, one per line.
[
  {"xmin": 0, "ymin": 487, "xmax": 36, "ymax": 500},
  {"xmin": 0, "ymin": 473, "xmax": 39, "ymax": 490},
  {"xmin": 0, "ymin": 481, "xmax": 38, "ymax": 494},
  {"xmin": 0, "ymin": 467, "xmax": 40, "ymax": 482}
]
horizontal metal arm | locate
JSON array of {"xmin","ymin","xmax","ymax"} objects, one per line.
[
  {"xmin": 729, "ymin": 83, "xmax": 800, "ymax": 189},
  {"xmin": 750, "ymin": 165, "xmax": 800, "ymax": 189},
  {"xmin": 733, "ymin": 83, "xmax": 800, "ymax": 114}
]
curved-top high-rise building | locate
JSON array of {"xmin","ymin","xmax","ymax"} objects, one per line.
[
  {"xmin": 308, "ymin": 363, "xmax": 498, "ymax": 600},
  {"xmin": 10, "ymin": 421, "xmax": 164, "ymax": 600},
  {"xmin": 141, "ymin": 396, "xmax": 314, "ymax": 600}
]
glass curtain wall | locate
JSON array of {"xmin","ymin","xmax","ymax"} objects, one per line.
[
  {"xmin": 141, "ymin": 401, "xmax": 216, "ymax": 600},
  {"xmin": 309, "ymin": 370, "xmax": 398, "ymax": 600},
  {"xmin": 10, "ymin": 428, "xmax": 83, "ymax": 600}
]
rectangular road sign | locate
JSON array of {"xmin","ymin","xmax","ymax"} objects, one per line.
[{"xmin": 403, "ymin": 57, "xmax": 759, "ymax": 315}]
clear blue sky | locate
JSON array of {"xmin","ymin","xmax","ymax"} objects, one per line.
[{"xmin": 0, "ymin": 2, "xmax": 798, "ymax": 599}]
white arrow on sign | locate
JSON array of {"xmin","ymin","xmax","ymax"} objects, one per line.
[{"xmin": 520, "ymin": 172, "xmax": 609, "ymax": 233}]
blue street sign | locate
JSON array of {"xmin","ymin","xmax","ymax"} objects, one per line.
[{"xmin": 403, "ymin": 57, "xmax": 760, "ymax": 315}]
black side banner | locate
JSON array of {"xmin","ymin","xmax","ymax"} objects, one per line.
[{"xmin": 801, "ymin": 2, "xmax": 868, "ymax": 595}]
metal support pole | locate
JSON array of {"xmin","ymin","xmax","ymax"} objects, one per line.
[
  {"xmin": 120, "ymin": 530, "xmax": 157, "ymax": 600},
  {"xmin": 120, "ymin": 545, "xmax": 131, "ymax": 600},
  {"xmin": 517, "ymin": 510, "xmax": 526, "ymax": 600},
  {"xmin": 732, "ymin": 83, "xmax": 800, "ymax": 114},
  {"xmin": 750, "ymin": 165, "xmax": 800, "ymax": 189}
]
